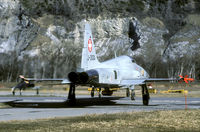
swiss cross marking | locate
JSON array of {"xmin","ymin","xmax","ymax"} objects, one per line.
[{"xmin": 88, "ymin": 37, "xmax": 92, "ymax": 52}]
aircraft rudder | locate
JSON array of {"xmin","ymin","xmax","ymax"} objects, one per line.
[{"xmin": 81, "ymin": 23, "xmax": 100, "ymax": 70}]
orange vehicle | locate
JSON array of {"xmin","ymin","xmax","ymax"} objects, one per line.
[{"xmin": 179, "ymin": 75, "xmax": 194, "ymax": 84}]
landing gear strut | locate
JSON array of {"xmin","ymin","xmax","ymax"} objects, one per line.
[
  {"xmin": 68, "ymin": 83, "xmax": 76, "ymax": 104},
  {"xmin": 12, "ymin": 87, "xmax": 15, "ymax": 96},
  {"xmin": 98, "ymin": 88, "xmax": 102, "ymax": 98},
  {"xmin": 142, "ymin": 84, "xmax": 150, "ymax": 106},
  {"xmin": 131, "ymin": 89, "xmax": 135, "ymax": 100},
  {"xmin": 126, "ymin": 88, "xmax": 130, "ymax": 97},
  {"xmin": 36, "ymin": 89, "xmax": 39, "ymax": 95},
  {"xmin": 91, "ymin": 87, "xmax": 94, "ymax": 97},
  {"xmin": 19, "ymin": 89, "xmax": 22, "ymax": 96}
]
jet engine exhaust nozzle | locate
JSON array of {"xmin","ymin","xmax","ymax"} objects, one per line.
[
  {"xmin": 68, "ymin": 72, "xmax": 89, "ymax": 83},
  {"xmin": 68, "ymin": 72, "xmax": 78, "ymax": 83},
  {"xmin": 79, "ymin": 72, "xmax": 89, "ymax": 83}
]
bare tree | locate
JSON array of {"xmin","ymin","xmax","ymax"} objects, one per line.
[{"xmin": 38, "ymin": 40, "xmax": 81, "ymax": 78}]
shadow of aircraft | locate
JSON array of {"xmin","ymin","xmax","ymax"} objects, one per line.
[{"xmin": 4, "ymin": 97, "xmax": 128, "ymax": 108}]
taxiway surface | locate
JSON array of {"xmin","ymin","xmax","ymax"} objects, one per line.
[{"xmin": 0, "ymin": 95, "xmax": 200, "ymax": 121}]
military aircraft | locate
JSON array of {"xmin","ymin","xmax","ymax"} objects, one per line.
[
  {"xmin": 12, "ymin": 75, "xmax": 35, "ymax": 95},
  {"xmin": 18, "ymin": 23, "xmax": 179, "ymax": 105}
]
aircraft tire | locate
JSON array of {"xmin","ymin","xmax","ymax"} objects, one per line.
[
  {"xmin": 143, "ymin": 94, "xmax": 149, "ymax": 106},
  {"xmin": 91, "ymin": 90, "xmax": 94, "ymax": 97},
  {"xmin": 36, "ymin": 89, "xmax": 39, "ymax": 95},
  {"xmin": 98, "ymin": 92, "xmax": 101, "ymax": 98},
  {"xmin": 131, "ymin": 92, "xmax": 135, "ymax": 100},
  {"xmin": 126, "ymin": 88, "xmax": 130, "ymax": 97},
  {"xmin": 99, "ymin": 91, "xmax": 101, "ymax": 98},
  {"xmin": 98, "ymin": 88, "xmax": 102, "ymax": 98}
]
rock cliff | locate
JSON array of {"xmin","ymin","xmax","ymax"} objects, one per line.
[{"xmin": 0, "ymin": 0, "xmax": 199, "ymax": 81}]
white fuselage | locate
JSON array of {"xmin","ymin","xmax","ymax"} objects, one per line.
[
  {"xmin": 87, "ymin": 55, "xmax": 149, "ymax": 85},
  {"xmin": 81, "ymin": 23, "xmax": 149, "ymax": 87}
]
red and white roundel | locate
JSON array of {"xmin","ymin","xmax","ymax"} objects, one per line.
[{"xmin": 88, "ymin": 37, "xmax": 92, "ymax": 52}]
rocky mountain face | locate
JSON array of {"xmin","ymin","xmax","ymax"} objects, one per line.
[{"xmin": 0, "ymin": 0, "xmax": 200, "ymax": 81}]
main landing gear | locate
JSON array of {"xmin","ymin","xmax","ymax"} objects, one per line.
[
  {"xmin": 142, "ymin": 84, "xmax": 150, "ymax": 106},
  {"xmin": 68, "ymin": 83, "xmax": 76, "ymax": 105},
  {"xmin": 11, "ymin": 87, "xmax": 23, "ymax": 96},
  {"xmin": 68, "ymin": 84, "xmax": 103, "ymax": 105},
  {"xmin": 126, "ymin": 86, "xmax": 135, "ymax": 100},
  {"xmin": 91, "ymin": 87, "xmax": 95, "ymax": 97},
  {"xmin": 131, "ymin": 89, "xmax": 135, "ymax": 100},
  {"xmin": 90, "ymin": 87, "xmax": 102, "ymax": 98},
  {"xmin": 68, "ymin": 84, "xmax": 150, "ymax": 106},
  {"xmin": 126, "ymin": 88, "xmax": 130, "ymax": 97},
  {"xmin": 98, "ymin": 88, "xmax": 102, "ymax": 98}
]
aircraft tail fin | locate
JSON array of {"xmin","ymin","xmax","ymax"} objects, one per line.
[{"xmin": 81, "ymin": 23, "xmax": 100, "ymax": 71}]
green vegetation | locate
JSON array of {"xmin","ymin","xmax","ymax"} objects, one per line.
[
  {"xmin": 0, "ymin": 110, "xmax": 199, "ymax": 131},
  {"xmin": 174, "ymin": 0, "xmax": 190, "ymax": 6}
]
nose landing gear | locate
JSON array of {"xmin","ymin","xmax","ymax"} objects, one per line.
[{"xmin": 131, "ymin": 89, "xmax": 135, "ymax": 100}]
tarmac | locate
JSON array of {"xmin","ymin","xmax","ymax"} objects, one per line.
[{"xmin": 0, "ymin": 91, "xmax": 200, "ymax": 121}]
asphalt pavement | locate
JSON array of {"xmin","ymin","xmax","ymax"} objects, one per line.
[{"xmin": 0, "ymin": 93, "xmax": 200, "ymax": 121}]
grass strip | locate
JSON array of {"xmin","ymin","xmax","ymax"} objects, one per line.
[{"xmin": 0, "ymin": 109, "xmax": 199, "ymax": 132}]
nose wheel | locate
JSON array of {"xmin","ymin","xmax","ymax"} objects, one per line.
[{"xmin": 131, "ymin": 89, "xmax": 135, "ymax": 100}]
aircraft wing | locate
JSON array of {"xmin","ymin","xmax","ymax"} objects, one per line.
[
  {"xmin": 145, "ymin": 78, "xmax": 177, "ymax": 82},
  {"xmin": 24, "ymin": 78, "xmax": 71, "ymax": 84},
  {"xmin": 121, "ymin": 78, "xmax": 177, "ymax": 85},
  {"xmin": 121, "ymin": 79, "xmax": 146, "ymax": 85}
]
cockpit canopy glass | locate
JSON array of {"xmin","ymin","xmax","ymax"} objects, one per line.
[
  {"xmin": 128, "ymin": 56, "xmax": 136, "ymax": 63},
  {"xmin": 132, "ymin": 59, "xmax": 136, "ymax": 63}
]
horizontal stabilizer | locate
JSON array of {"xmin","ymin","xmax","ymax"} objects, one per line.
[{"xmin": 24, "ymin": 78, "xmax": 71, "ymax": 84}]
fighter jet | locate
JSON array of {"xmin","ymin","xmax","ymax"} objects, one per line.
[
  {"xmin": 12, "ymin": 75, "xmax": 35, "ymax": 95},
  {"xmin": 24, "ymin": 23, "xmax": 177, "ymax": 105}
]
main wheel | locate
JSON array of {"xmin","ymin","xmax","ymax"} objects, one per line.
[
  {"xmin": 68, "ymin": 83, "xmax": 76, "ymax": 105},
  {"xmin": 36, "ymin": 89, "xmax": 39, "ymax": 95},
  {"xmin": 20, "ymin": 90, "xmax": 22, "ymax": 96},
  {"xmin": 126, "ymin": 88, "xmax": 130, "ymax": 97},
  {"xmin": 91, "ymin": 90, "xmax": 94, "ymax": 97},
  {"xmin": 98, "ymin": 91, "xmax": 101, "ymax": 98},
  {"xmin": 143, "ymin": 94, "xmax": 149, "ymax": 106},
  {"xmin": 98, "ymin": 88, "xmax": 102, "ymax": 98}
]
